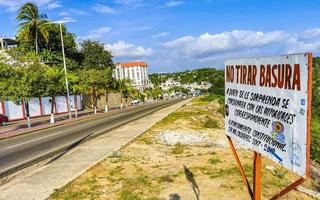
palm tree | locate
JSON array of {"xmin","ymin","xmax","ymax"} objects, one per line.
[
  {"xmin": 16, "ymin": 2, "xmax": 49, "ymax": 54},
  {"xmin": 41, "ymin": 49, "xmax": 56, "ymax": 64}
]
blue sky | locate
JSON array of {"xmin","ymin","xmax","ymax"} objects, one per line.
[{"xmin": 1, "ymin": 0, "xmax": 320, "ymax": 72}]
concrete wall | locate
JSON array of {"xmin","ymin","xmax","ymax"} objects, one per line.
[
  {"xmin": 82, "ymin": 93, "xmax": 132, "ymax": 109},
  {"xmin": 0, "ymin": 95, "xmax": 83, "ymax": 121}
]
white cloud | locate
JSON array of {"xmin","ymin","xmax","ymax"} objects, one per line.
[
  {"xmin": 162, "ymin": 30, "xmax": 289, "ymax": 60},
  {"xmin": 92, "ymin": 4, "xmax": 116, "ymax": 14},
  {"xmin": 79, "ymin": 27, "xmax": 112, "ymax": 40},
  {"xmin": 162, "ymin": 29, "xmax": 320, "ymax": 61},
  {"xmin": 165, "ymin": 0, "xmax": 184, "ymax": 7},
  {"xmin": 133, "ymin": 26, "xmax": 153, "ymax": 31},
  {"xmin": 152, "ymin": 32, "xmax": 170, "ymax": 38},
  {"xmin": 105, "ymin": 41, "xmax": 153, "ymax": 58},
  {"xmin": 58, "ymin": 8, "xmax": 87, "ymax": 17},
  {"xmin": 47, "ymin": 1, "xmax": 61, "ymax": 9},
  {"xmin": 299, "ymin": 28, "xmax": 320, "ymax": 39},
  {"xmin": 58, "ymin": 11, "xmax": 69, "ymax": 16},
  {"xmin": 114, "ymin": 0, "xmax": 145, "ymax": 8},
  {"xmin": 0, "ymin": 0, "xmax": 61, "ymax": 11}
]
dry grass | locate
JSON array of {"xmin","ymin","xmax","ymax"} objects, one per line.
[{"xmin": 49, "ymin": 96, "xmax": 316, "ymax": 200}]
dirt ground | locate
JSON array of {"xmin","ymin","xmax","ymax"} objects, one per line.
[{"xmin": 49, "ymin": 97, "xmax": 319, "ymax": 200}]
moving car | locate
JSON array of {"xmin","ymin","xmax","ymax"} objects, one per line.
[{"xmin": 0, "ymin": 114, "xmax": 9, "ymax": 126}]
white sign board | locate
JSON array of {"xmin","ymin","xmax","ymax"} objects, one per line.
[{"xmin": 225, "ymin": 53, "xmax": 311, "ymax": 176}]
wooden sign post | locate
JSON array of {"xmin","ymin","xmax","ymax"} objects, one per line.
[{"xmin": 225, "ymin": 53, "xmax": 313, "ymax": 200}]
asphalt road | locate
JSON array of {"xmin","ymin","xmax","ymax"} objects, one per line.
[{"xmin": 0, "ymin": 99, "xmax": 181, "ymax": 178}]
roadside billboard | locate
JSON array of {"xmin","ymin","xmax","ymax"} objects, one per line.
[{"xmin": 225, "ymin": 53, "xmax": 312, "ymax": 177}]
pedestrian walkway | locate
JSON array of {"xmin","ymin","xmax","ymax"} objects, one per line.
[{"xmin": 0, "ymin": 99, "xmax": 191, "ymax": 200}]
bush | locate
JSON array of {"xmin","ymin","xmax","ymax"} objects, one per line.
[
  {"xmin": 172, "ymin": 143, "xmax": 184, "ymax": 154},
  {"xmin": 311, "ymin": 118, "xmax": 320, "ymax": 163},
  {"xmin": 204, "ymin": 118, "xmax": 219, "ymax": 128}
]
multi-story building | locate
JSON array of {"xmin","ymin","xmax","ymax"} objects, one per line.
[{"xmin": 113, "ymin": 61, "xmax": 151, "ymax": 92}]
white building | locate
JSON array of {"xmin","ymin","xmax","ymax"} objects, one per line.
[
  {"xmin": 160, "ymin": 78, "xmax": 181, "ymax": 91},
  {"xmin": 113, "ymin": 61, "xmax": 151, "ymax": 92}
]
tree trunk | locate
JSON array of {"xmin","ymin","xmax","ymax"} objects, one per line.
[
  {"xmin": 105, "ymin": 90, "xmax": 109, "ymax": 112},
  {"xmin": 25, "ymin": 100, "xmax": 31, "ymax": 128},
  {"xmin": 50, "ymin": 96, "xmax": 55, "ymax": 124},
  {"xmin": 120, "ymin": 90, "xmax": 123, "ymax": 109},
  {"xmin": 94, "ymin": 92, "xmax": 97, "ymax": 114},
  {"xmin": 35, "ymin": 28, "xmax": 38, "ymax": 55},
  {"xmin": 74, "ymin": 95, "xmax": 78, "ymax": 118}
]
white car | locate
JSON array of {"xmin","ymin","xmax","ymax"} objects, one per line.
[{"xmin": 131, "ymin": 99, "xmax": 140, "ymax": 105}]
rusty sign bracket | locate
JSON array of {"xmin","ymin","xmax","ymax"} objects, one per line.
[
  {"xmin": 227, "ymin": 136, "xmax": 307, "ymax": 200},
  {"xmin": 227, "ymin": 136, "xmax": 253, "ymax": 199}
]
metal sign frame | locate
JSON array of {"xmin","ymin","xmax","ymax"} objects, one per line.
[{"xmin": 225, "ymin": 53, "xmax": 313, "ymax": 200}]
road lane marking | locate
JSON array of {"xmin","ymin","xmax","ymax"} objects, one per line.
[{"xmin": 5, "ymin": 131, "xmax": 64, "ymax": 150}]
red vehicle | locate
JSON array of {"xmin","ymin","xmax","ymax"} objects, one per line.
[{"xmin": 0, "ymin": 114, "xmax": 8, "ymax": 126}]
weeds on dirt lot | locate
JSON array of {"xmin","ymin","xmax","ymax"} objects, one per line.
[
  {"xmin": 172, "ymin": 143, "xmax": 185, "ymax": 154},
  {"xmin": 204, "ymin": 118, "xmax": 219, "ymax": 128}
]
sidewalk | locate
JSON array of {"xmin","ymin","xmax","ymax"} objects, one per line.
[
  {"xmin": 0, "ymin": 99, "xmax": 191, "ymax": 200},
  {"xmin": 0, "ymin": 105, "xmax": 125, "ymax": 140}
]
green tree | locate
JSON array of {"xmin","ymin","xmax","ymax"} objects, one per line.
[
  {"xmin": 0, "ymin": 63, "xmax": 16, "ymax": 102},
  {"xmin": 102, "ymin": 68, "xmax": 116, "ymax": 112},
  {"xmin": 41, "ymin": 49, "xmax": 57, "ymax": 65},
  {"xmin": 16, "ymin": 2, "xmax": 49, "ymax": 54},
  {"xmin": 68, "ymin": 71, "xmax": 85, "ymax": 117},
  {"xmin": 45, "ymin": 66, "xmax": 65, "ymax": 123},
  {"xmin": 80, "ymin": 69, "xmax": 105, "ymax": 114},
  {"xmin": 12, "ymin": 63, "xmax": 47, "ymax": 127},
  {"xmin": 80, "ymin": 40, "xmax": 114, "ymax": 70}
]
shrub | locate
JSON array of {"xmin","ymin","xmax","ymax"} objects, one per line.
[
  {"xmin": 172, "ymin": 143, "xmax": 184, "ymax": 154},
  {"xmin": 204, "ymin": 118, "xmax": 219, "ymax": 128},
  {"xmin": 311, "ymin": 118, "xmax": 320, "ymax": 163}
]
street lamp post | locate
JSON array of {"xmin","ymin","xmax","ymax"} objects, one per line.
[
  {"xmin": 59, "ymin": 23, "xmax": 72, "ymax": 119},
  {"xmin": 48, "ymin": 20, "xmax": 76, "ymax": 120}
]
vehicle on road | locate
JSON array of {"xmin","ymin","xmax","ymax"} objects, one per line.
[
  {"xmin": 131, "ymin": 99, "xmax": 141, "ymax": 105},
  {"xmin": 0, "ymin": 114, "xmax": 8, "ymax": 126}
]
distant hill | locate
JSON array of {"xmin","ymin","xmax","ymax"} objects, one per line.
[{"xmin": 150, "ymin": 67, "xmax": 224, "ymax": 85}]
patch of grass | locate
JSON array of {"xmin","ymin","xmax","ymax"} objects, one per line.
[
  {"xmin": 136, "ymin": 135, "xmax": 153, "ymax": 145},
  {"xmin": 118, "ymin": 189, "xmax": 142, "ymax": 200},
  {"xmin": 123, "ymin": 175, "xmax": 152, "ymax": 189},
  {"xmin": 209, "ymin": 165, "xmax": 250, "ymax": 179},
  {"xmin": 204, "ymin": 118, "xmax": 219, "ymax": 128},
  {"xmin": 158, "ymin": 111, "xmax": 196, "ymax": 125},
  {"xmin": 158, "ymin": 174, "xmax": 174, "ymax": 183},
  {"xmin": 171, "ymin": 143, "xmax": 184, "ymax": 154},
  {"xmin": 50, "ymin": 176, "xmax": 102, "ymax": 200},
  {"xmin": 208, "ymin": 157, "xmax": 221, "ymax": 165},
  {"xmin": 273, "ymin": 167, "xmax": 287, "ymax": 179}
]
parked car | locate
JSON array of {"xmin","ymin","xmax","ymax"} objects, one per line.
[
  {"xmin": 131, "ymin": 99, "xmax": 140, "ymax": 105},
  {"xmin": 0, "ymin": 114, "xmax": 9, "ymax": 126}
]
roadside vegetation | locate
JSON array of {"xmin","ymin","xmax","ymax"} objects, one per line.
[{"xmin": 312, "ymin": 58, "xmax": 320, "ymax": 163}]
